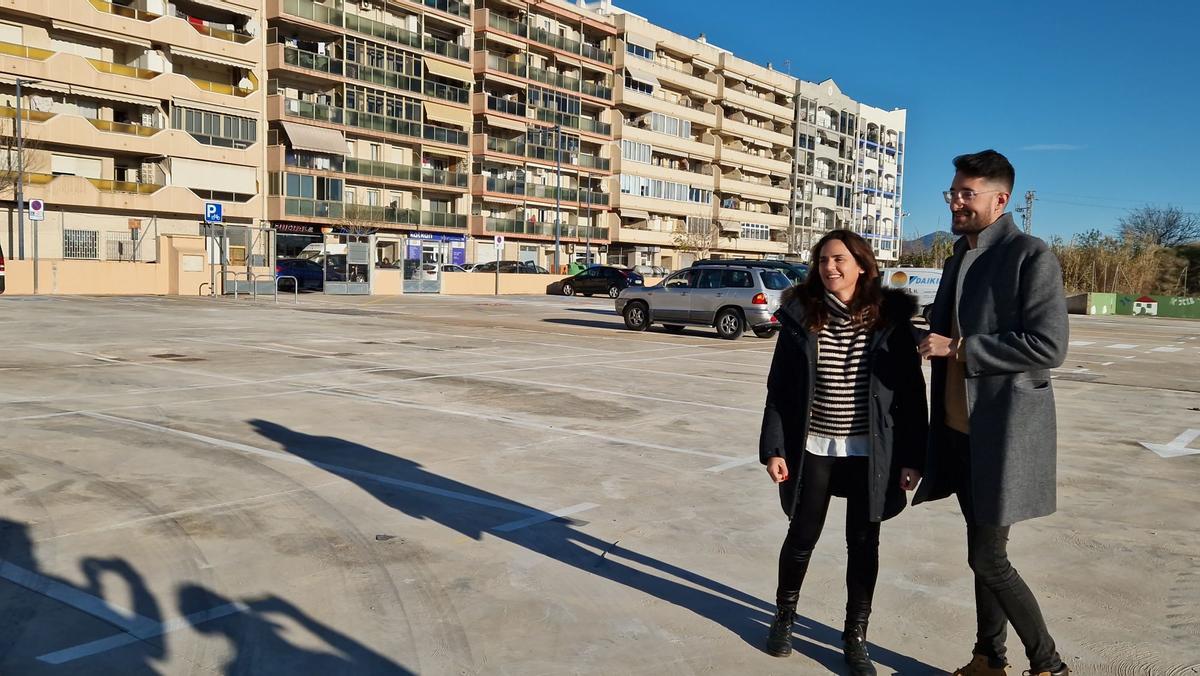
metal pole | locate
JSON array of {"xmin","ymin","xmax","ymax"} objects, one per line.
[
  {"xmin": 584, "ymin": 170, "xmax": 591, "ymax": 266},
  {"xmin": 554, "ymin": 125, "xmax": 561, "ymax": 274},
  {"xmin": 15, "ymin": 78, "xmax": 25, "ymax": 262}
]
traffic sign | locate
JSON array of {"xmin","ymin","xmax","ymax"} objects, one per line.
[
  {"xmin": 493, "ymin": 234, "xmax": 504, "ymax": 250},
  {"xmin": 204, "ymin": 202, "xmax": 223, "ymax": 223},
  {"xmin": 28, "ymin": 198, "xmax": 44, "ymax": 221}
]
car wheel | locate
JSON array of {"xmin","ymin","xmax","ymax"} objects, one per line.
[
  {"xmin": 623, "ymin": 301, "xmax": 650, "ymax": 331},
  {"xmin": 753, "ymin": 327, "xmax": 778, "ymax": 339},
  {"xmin": 561, "ymin": 282, "xmax": 575, "ymax": 296},
  {"xmin": 715, "ymin": 308, "xmax": 744, "ymax": 340},
  {"xmin": 663, "ymin": 324, "xmax": 685, "ymax": 333},
  {"xmin": 607, "ymin": 285, "xmax": 621, "ymax": 298}
]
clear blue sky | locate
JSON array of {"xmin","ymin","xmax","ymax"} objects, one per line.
[{"xmin": 614, "ymin": 0, "xmax": 1200, "ymax": 241}]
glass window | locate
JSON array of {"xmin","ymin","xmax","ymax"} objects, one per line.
[
  {"xmin": 760, "ymin": 270, "xmax": 791, "ymax": 290},
  {"xmin": 697, "ymin": 269, "xmax": 723, "ymax": 289},
  {"xmin": 722, "ymin": 269, "xmax": 753, "ymax": 288},
  {"xmin": 664, "ymin": 271, "xmax": 692, "ymax": 288}
]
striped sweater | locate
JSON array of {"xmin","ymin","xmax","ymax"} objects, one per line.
[{"xmin": 809, "ymin": 292, "xmax": 872, "ymax": 438}]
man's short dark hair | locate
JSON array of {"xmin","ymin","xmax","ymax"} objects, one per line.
[{"xmin": 953, "ymin": 149, "xmax": 1015, "ymax": 192}]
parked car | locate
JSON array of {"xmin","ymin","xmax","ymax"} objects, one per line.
[
  {"xmin": 560, "ymin": 265, "xmax": 644, "ymax": 298},
  {"xmin": 0, "ymin": 241, "xmax": 5, "ymax": 294},
  {"xmin": 441, "ymin": 264, "xmax": 467, "ymax": 273},
  {"xmin": 470, "ymin": 260, "xmax": 541, "ymax": 274},
  {"xmin": 693, "ymin": 258, "xmax": 808, "ymax": 285},
  {"xmin": 615, "ymin": 265, "xmax": 790, "ymax": 339},
  {"xmin": 275, "ymin": 258, "xmax": 324, "ymax": 291}
]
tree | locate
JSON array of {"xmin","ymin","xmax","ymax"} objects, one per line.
[
  {"xmin": 1118, "ymin": 205, "xmax": 1200, "ymax": 248},
  {"xmin": 0, "ymin": 116, "xmax": 44, "ymax": 196},
  {"xmin": 898, "ymin": 233, "xmax": 954, "ymax": 268},
  {"xmin": 672, "ymin": 218, "xmax": 719, "ymax": 263}
]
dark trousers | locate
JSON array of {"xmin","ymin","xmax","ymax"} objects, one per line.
[
  {"xmin": 946, "ymin": 430, "xmax": 1063, "ymax": 671},
  {"xmin": 776, "ymin": 454, "xmax": 879, "ymax": 629}
]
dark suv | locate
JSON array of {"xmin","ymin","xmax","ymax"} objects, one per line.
[
  {"xmin": 560, "ymin": 266, "xmax": 644, "ymax": 298},
  {"xmin": 694, "ymin": 258, "xmax": 808, "ymax": 284}
]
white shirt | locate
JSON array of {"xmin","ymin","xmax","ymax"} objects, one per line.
[{"xmin": 805, "ymin": 432, "xmax": 870, "ymax": 458}]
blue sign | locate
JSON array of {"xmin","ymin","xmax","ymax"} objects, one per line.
[
  {"xmin": 407, "ymin": 232, "xmax": 465, "ymax": 242},
  {"xmin": 204, "ymin": 202, "xmax": 223, "ymax": 223}
]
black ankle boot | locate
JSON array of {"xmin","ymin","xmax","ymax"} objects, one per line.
[
  {"xmin": 842, "ymin": 624, "xmax": 877, "ymax": 676},
  {"xmin": 765, "ymin": 604, "xmax": 796, "ymax": 657}
]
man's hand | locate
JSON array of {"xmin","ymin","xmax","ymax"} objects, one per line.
[
  {"xmin": 899, "ymin": 468, "xmax": 922, "ymax": 491},
  {"xmin": 918, "ymin": 333, "xmax": 959, "ymax": 360},
  {"xmin": 766, "ymin": 457, "xmax": 789, "ymax": 484}
]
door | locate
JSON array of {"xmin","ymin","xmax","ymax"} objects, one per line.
[
  {"xmin": 325, "ymin": 236, "xmax": 373, "ymax": 294},
  {"xmin": 689, "ymin": 268, "xmax": 725, "ymax": 323},
  {"xmin": 651, "ymin": 270, "xmax": 695, "ymax": 322}
]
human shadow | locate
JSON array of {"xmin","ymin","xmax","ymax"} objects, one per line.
[
  {"xmin": 541, "ymin": 317, "xmax": 628, "ymax": 331},
  {"xmin": 178, "ymin": 585, "xmax": 412, "ymax": 675},
  {"xmin": 248, "ymin": 421, "xmax": 941, "ymax": 675},
  {"xmin": 0, "ymin": 518, "xmax": 164, "ymax": 675}
]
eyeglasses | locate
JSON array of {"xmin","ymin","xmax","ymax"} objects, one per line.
[{"xmin": 943, "ymin": 189, "xmax": 1003, "ymax": 203}]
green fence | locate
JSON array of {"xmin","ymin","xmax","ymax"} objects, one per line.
[{"xmin": 1115, "ymin": 294, "xmax": 1200, "ymax": 319}]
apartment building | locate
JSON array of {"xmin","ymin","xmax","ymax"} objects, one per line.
[
  {"xmin": 266, "ymin": 0, "xmax": 475, "ymax": 274},
  {"xmin": 791, "ymin": 79, "xmax": 905, "ymax": 263},
  {"xmin": 469, "ymin": 0, "xmax": 617, "ymax": 269},
  {"xmin": 1, "ymin": 0, "xmax": 264, "ymax": 262}
]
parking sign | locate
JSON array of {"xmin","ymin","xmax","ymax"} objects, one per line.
[
  {"xmin": 204, "ymin": 202, "xmax": 223, "ymax": 223},
  {"xmin": 28, "ymin": 198, "xmax": 45, "ymax": 221},
  {"xmin": 493, "ymin": 234, "xmax": 504, "ymax": 250}
]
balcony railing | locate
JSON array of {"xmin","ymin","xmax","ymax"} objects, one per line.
[
  {"xmin": 88, "ymin": 118, "xmax": 162, "ymax": 136},
  {"xmin": 482, "ymin": 136, "xmax": 610, "ymax": 170},
  {"xmin": 423, "ymin": 79, "xmax": 470, "ymax": 104},
  {"xmin": 532, "ymin": 108, "xmax": 611, "ymax": 136},
  {"xmin": 282, "ymin": 44, "xmax": 422, "ymax": 94},
  {"xmin": 0, "ymin": 106, "xmax": 56, "ymax": 122},
  {"xmin": 486, "ymin": 95, "xmax": 526, "ymax": 117},
  {"xmin": 344, "ymin": 109, "xmax": 422, "ymax": 138},
  {"xmin": 528, "ymin": 27, "xmax": 581, "ymax": 55},
  {"xmin": 486, "ymin": 135, "xmax": 524, "ymax": 156},
  {"xmin": 581, "ymin": 43, "xmax": 613, "ymax": 65},
  {"xmin": 343, "ymin": 12, "xmax": 422, "ymax": 50},
  {"xmin": 484, "ymin": 12, "xmax": 613, "ymax": 65},
  {"xmin": 423, "ymin": 35, "xmax": 470, "ymax": 62},
  {"xmin": 87, "ymin": 59, "xmax": 157, "ymax": 79},
  {"xmin": 484, "ymin": 217, "xmax": 607, "ymax": 239},
  {"xmin": 579, "ymin": 116, "xmax": 612, "ymax": 136},
  {"xmin": 180, "ymin": 15, "xmax": 254, "ymax": 44},
  {"xmin": 487, "ymin": 13, "xmax": 527, "ymax": 38},
  {"xmin": 581, "ymin": 80, "xmax": 613, "ymax": 100},
  {"xmin": 528, "ymin": 66, "xmax": 579, "ymax": 92},
  {"xmin": 343, "ymin": 157, "xmax": 467, "ymax": 188},
  {"xmin": 486, "ymin": 54, "xmax": 527, "ymax": 78},
  {"xmin": 423, "ymin": 125, "xmax": 468, "ymax": 146},
  {"xmin": 88, "ymin": 0, "xmax": 159, "ymax": 21},
  {"xmin": 482, "ymin": 177, "xmax": 610, "ymax": 206},
  {"xmin": 284, "ymin": 199, "xmax": 467, "ymax": 228},
  {"xmin": 87, "ymin": 178, "xmax": 162, "ymax": 194}
]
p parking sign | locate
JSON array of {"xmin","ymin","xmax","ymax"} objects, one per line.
[{"xmin": 204, "ymin": 202, "xmax": 223, "ymax": 223}]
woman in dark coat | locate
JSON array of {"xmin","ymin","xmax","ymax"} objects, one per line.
[{"xmin": 759, "ymin": 230, "xmax": 928, "ymax": 675}]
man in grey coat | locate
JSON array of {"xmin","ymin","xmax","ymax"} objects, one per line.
[{"xmin": 913, "ymin": 150, "xmax": 1071, "ymax": 676}]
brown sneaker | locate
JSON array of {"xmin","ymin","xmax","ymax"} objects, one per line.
[
  {"xmin": 1022, "ymin": 666, "xmax": 1070, "ymax": 676},
  {"xmin": 952, "ymin": 654, "xmax": 1009, "ymax": 675}
]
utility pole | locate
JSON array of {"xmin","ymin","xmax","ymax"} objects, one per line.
[
  {"xmin": 14, "ymin": 78, "xmax": 40, "ymax": 263},
  {"xmin": 583, "ymin": 169, "xmax": 591, "ymax": 266},
  {"xmin": 1015, "ymin": 189, "xmax": 1036, "ymax": 234},
  {"xmin": 553, "ymin": 124, "xmax": 561, "ymax": 273}
]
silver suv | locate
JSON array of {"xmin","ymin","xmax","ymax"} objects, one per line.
[{"xmin": 614, "ymin": 265, "xmax": 790, "ymax": 339}]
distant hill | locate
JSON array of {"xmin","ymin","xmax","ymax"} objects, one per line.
[{"xmin": 902, "ymin": 231, "xmax": 954, "ymax": 253}]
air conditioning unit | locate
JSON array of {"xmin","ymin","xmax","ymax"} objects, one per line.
[{"xmin": 360, "ymin": 0, "xmax": 373, "ymax": 9}]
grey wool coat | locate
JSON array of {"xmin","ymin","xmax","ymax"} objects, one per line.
[{"xmin": 912, "ymin": 213, "xmax": 1069, "ymax": 526}]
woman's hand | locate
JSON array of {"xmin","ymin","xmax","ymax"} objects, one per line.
[
  {"xmin": 766, "ymin": 457, "xmax": 789, "ymax": 484},
  {"xmin": 899, "ymin": 468, "xmax": 922, "ymax": 491}
]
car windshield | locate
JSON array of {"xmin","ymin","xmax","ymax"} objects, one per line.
[{"xmin": 761, "ymin": 270, "xmax": 791, "ymax": 290}]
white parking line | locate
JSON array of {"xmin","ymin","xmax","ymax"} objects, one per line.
[
  {"xmin": 1107, "ymin": 344, "xmax": 1139, "ymax": 349},
  {"xmin": 1149, "ymin": 347, "xmax": 1183, "ymax": 353},
  {"xmin": 1068, "ymin": 341, "xmax": 1096, "ymax": 346},
  {"xmin": 704, "ymin": 456, "xmax": 759, "ymax": 473}
]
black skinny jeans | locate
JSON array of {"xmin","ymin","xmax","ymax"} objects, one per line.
[
  {"xmin": 947, "ymin": 430, "xmax": 1063, "ymax": 672},
  {"xmin": 776, "ymin": 454, "xmax": 879, "ymax": 629}
]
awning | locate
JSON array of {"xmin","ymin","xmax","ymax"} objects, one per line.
[
  {"xmin": 168, "ymin": 157, "xmax": 257, "ymax": 194},
  {"xmin": 51, "ymin": 20, "xmax": 151, "ymax": 49},
  {"xmin": 618, "ymin": 208, "xmax": 650, "ymax": 220},
  {"xmin": 172, "ymin": 96, "xmax": 256, "ymax": 117},
  {"xmin": 719, "ymin": 220, "xmax": 741, "ymax": 233},
  {"xmin": 423, "ymin": 57, "xmax": 473, "ymax": 83},
  {"xmin": 279, "ymin": 121, "xmax": 346, "ymax": 155},
  {"xmin": 484, "ymin": 114, "xmax": 527, "ymax": 133},
  {"xmin": 25, "ymin": 80, "xmax": 159, "ymax": 107},
  {"xmin": 624, "ymin": 64, "xmax": 659, "ymax": 89},
  {"xmin": 623, "ymin": 31, "xmax": 657, "ymax": 50},
  {"xmin": 423, "ymin": 101, "xmax": 471, "ymax": 130},
  {"xmin": 170, "ymin": 45, "xmax": 255, "ymax": 70}
]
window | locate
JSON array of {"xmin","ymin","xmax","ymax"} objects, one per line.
[
  {"xmin": 722, "ymin": 269, "xmax": 753, "ymax": 288},
  {"xmin": 664, "ymin": 270, "xmax": 694, "ymax": 288},
  {"xmin": 697, "ymin": 269, "xmax": 723, "ymax": 289},
  {"xmin": 366, "ymin": 189, "xmax": 380, "ymax": 206},
  {"xmin": 649, "ymin": 113, "xmax": 690, "ymax": 139},
  {"xmin": 625, "ymin": 41, "xmax": 653, "ymax": 60},
  {"xmin": 761, "ymin": 270, "xmax": 790, "ymax": 290},
  {"xmin": 63, "ymin": 229, "xmax": 99, "ymax": 259},
  {"xmin": 172, "ymin": 107, "xmax": 256, "ymax": 149},
  {"xmin": 624, "ymin": 75, "xmax": 653, "ymax": 96},
  {"xmin": 742, "ymin": 223, "xmax": 771, "ymax": 240},
  {"xmin": 620, "ymin": 139, "xmax": 651, "ymax": 164}
]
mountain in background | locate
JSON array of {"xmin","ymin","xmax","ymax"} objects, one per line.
[{"xmin": 902, "ymin": 231, "xmax": 954, "ymax": 253}]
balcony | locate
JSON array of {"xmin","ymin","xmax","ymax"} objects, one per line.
[
  {"xmin": 86, "ymin": 0, "xmax": 158, "ymax": 21},
  {"xmin": 283, "ymin": 198, "xmax": 468, "ymax": 228},
  {"xmin": 486, "ymin": 12, "xmax": 528, "ymax": 39},
  {"xmin": 716, "ymin": 174, "xmax": 790, "ymax": 202},
  {"xmin": 528, "ymin": 66, "xmax": 580, "ymax": 92},
  {"xmin": 277, "ymin": 97, "xmax": 467, "ymax": 146},
  {"xmin": 484, "ymin": 94, "xmax": 526, "ymax": 117},
  {"xmin": 580, "ymin": 43, "xmax": 613, "ymax": 66},
  {"xmin": 714, "ymin": 145, "xmax": 791, "ymax": 175},
  {"xmin": 482, "ymin": 216, "xmax": 607, "ymax": 240},
  {"xmin": 343, "ymin": 158, "xmax": 468, "ymax": 188},
  {"xmin": 484, "ymin": 53, "xmax": 528, "ymax": 78},
  {"xmin": 423, "ymin": 125, "xmax": 468, "ymax": 146},
  {"xmin": 580, "ymin": 79, "xmax": 613, "ymax": 101},
  {"xmin": 528, "ymin": 26, "xmax": 581, "ymax": 56},
  {"xmin": 87, "ymin": 118, "xmax": 163, "ymax": 137},
  {"xmin": 423, "ymin": 35, "xmax": 470, "ymax": 62},
  {"xmin": 532, "ymin": 107, "xmax": 611, "ymax": 136},
  {"xmin": 0, "ymin": 106, "xmax": 56, "ymax": 123},
  {"xmin": 717, "ymin": 116, "xmax": 792, "ymax": 148},
  {"xmin": 477, "ymin": 176, "xmax": 610, "ymax": 206},
  {"xmin": 421, "ymin": 0, "xmax": 471, "ymax": 20},
  {"xmin": 718, "ymin": 84, "xmax": 793, "ymax": 121},
  {"xmin": 718, "ymin": 205, "xmax": 788, "ymax": 228},
  {"xmin": 277, "ymin": 44, "xmax": 422, "ymax": 94},
  {"xmin": 423, "ymin": 79, "xmax": 470, "ymax": 105},
  {"xmin": 482, "ymin": 11, "xmax": 614, "ymax": 66},
  {"xmin": 477, "ymin": 135, "xmax": 611, "ymax": 171},
  {"xmin": 615, "ymin": 87, "xmax": 716, "ymax": 126},
  {"xmin": 282, "ymin": 0, "xmax": 468, "ymax": 62}
]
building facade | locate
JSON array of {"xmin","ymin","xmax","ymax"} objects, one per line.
[
  {"xmin": 3, "ymin": 0, "xmax": 906, "ymax": 279},
  {"xmin": 2, "ymin": 0, "xmax": 264, "ymax": 262}
]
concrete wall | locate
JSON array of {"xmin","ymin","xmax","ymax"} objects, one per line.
[
  {"xmin": 373, "ymin": 269, "xmax": 403, "ymax": 295},
  {"xmin": 1067, "ymin": 292, "xmax": 1117, "ymax": 316},
  {"xmin": 4, "ymin": 259, "xmax": 167, "ymax": 295},
  {"xmin": 442, "ymin": 272, "xmax": 562, "ymax": 295}
]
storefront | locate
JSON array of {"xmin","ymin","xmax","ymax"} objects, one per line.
[{"xmin": 402, "ymin": 232, "xmax": 466, "ymax": 293}]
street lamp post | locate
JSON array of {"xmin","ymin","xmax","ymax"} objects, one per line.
[
  {"xmin": 14, "ymin": 77, "xmax": 41, "ymax": 291},
  {"xmin": 553, "ymin": 124, "xmax": 561, "ymax": 273},
  {"xmin": 583, "ymin": 169, "xmax": 591, "ymax": 266}
]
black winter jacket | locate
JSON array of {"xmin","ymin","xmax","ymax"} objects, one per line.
[{"xmin": 759, "ymin": 288, "xmax": 929, "ymax": 522}]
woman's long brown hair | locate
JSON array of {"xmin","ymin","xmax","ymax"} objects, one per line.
[{"xmin": 796, "ymin": 229, "xmax": 883, "ymax": 333}]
